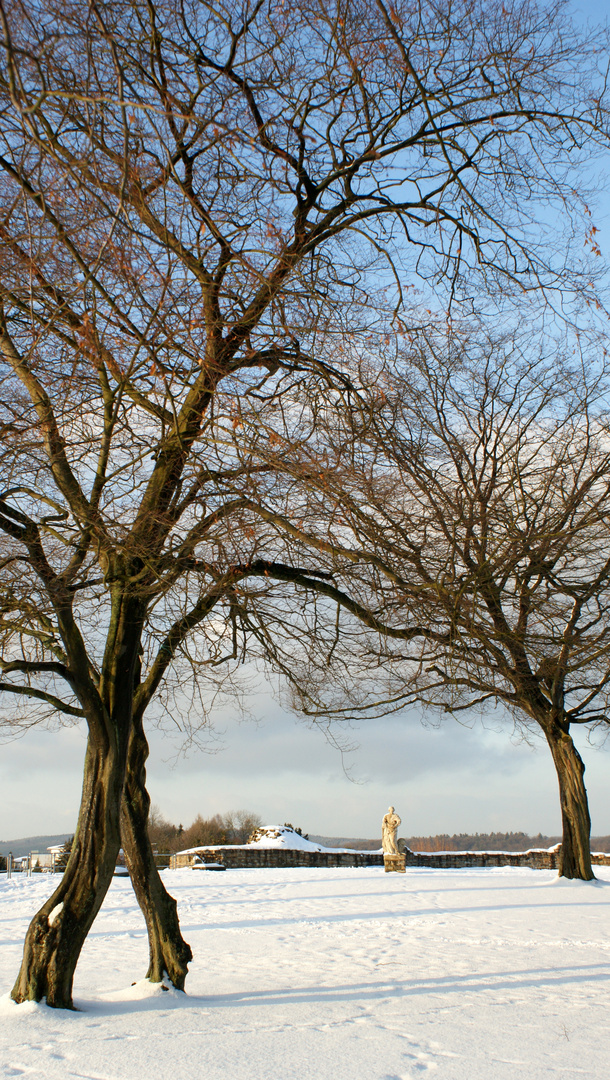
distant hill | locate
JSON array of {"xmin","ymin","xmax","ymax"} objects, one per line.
[
  {"xmin": 310, "ymin": 836, "xmax": 381, "ymax": 850},
  {"xmin": 0, "ymin": 833, "xmax": 72, "ymax": 857}
]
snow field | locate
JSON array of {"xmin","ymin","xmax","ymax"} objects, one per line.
[{"xmin": 0, "ymin": 865, "xmax": 609, "ymax": 1080}]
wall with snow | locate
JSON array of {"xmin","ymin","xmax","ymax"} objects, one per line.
[
  {"xmin": 170, "ymin": 828, "xmax": 610, "ymax": 871},
  {"xmin": 171, "ymin": 848, "xmax": 384, "ymax": 869}
]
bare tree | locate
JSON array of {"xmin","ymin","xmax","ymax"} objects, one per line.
[
  {"xmin": 241, "ymin": 329, "xmax": 610, "ymax": 880},
  {"xmin": 0, "ymin": 0, "xmax": 608, "ymax": 1006},
  {"xmin": 173, "ymin": 809, "xmax": 262, "ymax": 849}
]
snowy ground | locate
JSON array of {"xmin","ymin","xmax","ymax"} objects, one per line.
[{"xmin": 0, "ymin": 866, "xmax": 609, "ymax": 1080}]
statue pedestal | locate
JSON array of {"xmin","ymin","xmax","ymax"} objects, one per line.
[{"xmin": 383, "ymin": 853, "xmax": 406, "ymax": 873}]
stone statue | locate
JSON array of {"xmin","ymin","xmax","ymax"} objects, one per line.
[{"xmin": 381, "ymin": 806, "xmax": 401, "ymax": 855}]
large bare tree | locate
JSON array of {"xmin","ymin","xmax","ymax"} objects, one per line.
[
  {"xmin": 0, "ymin": 0, "xmax": 607, "ymax": 1006},
  {"xmin": 240, "ymin": 329, "xmax": 610, "ymax": 880}
]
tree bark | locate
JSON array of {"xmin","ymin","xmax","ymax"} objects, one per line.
[
  {"xmin": 11, "ymin": 589, "xmax": 145, "ymax": 1009},
  {"xmin": 11, "ymin": 734, "xmax": 124, "ymax": 1008},
  {"xmin": 544, "ymin": 722, "xmax": 594, "ymax": 880},
  {"xmin": 120, "ymin": 713, "xmax": 192, "ymax": 989}
]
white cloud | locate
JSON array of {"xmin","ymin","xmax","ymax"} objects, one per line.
[{"xmin": 1, "ymin": 693, "xmax": 608, "ymax": 842}]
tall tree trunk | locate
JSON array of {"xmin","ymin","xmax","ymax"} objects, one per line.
[
  {"xmin": 544, "ymin": 722, "xmax": 594, "ymax": 880},
  {"xmin": 11, "ymin": 734, "xmax": 124, "ymax": 1008},
  {"xmin": 120, "ymin": 713, "xmax": 192, "ymax": 989}
]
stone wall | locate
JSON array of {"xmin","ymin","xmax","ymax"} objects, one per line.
[
  {"xmin": 170, "ymin": 848, "xmax": 383, "ymax": 869},
  {"xmin": 405, "ymin": 847, "xmax": 610, "ymax": 870},
  {"xmin": 406, "ymin": 848, "xmax": 559, "ymax": 870},
  {"xmin": 169, "ymin": 845, "xmax": 610, "ymax": 870}
]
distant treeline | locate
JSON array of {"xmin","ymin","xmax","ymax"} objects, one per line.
[
  {"xmin": 406, "ymin": 832, "xmax": 561, "ymax": 852},
  {"xmin": 331, "ymin": 832, "xmax": 610, "ymax": 853},
  {"xmin": 407, "ymin": 832, "xmax": 610, "ymax": 853}
]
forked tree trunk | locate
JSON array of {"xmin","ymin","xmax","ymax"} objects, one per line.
[
  {"xmin": 11, "ymin": 734, "xmax": 124, "ymax": 1008},
  {"xmin": 120, "ymin": 713, "xmax": 192, "ymax": 988},
  {"xmin": 544, "ymin": 722, "xmax": 594, "ymax": 880}
]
